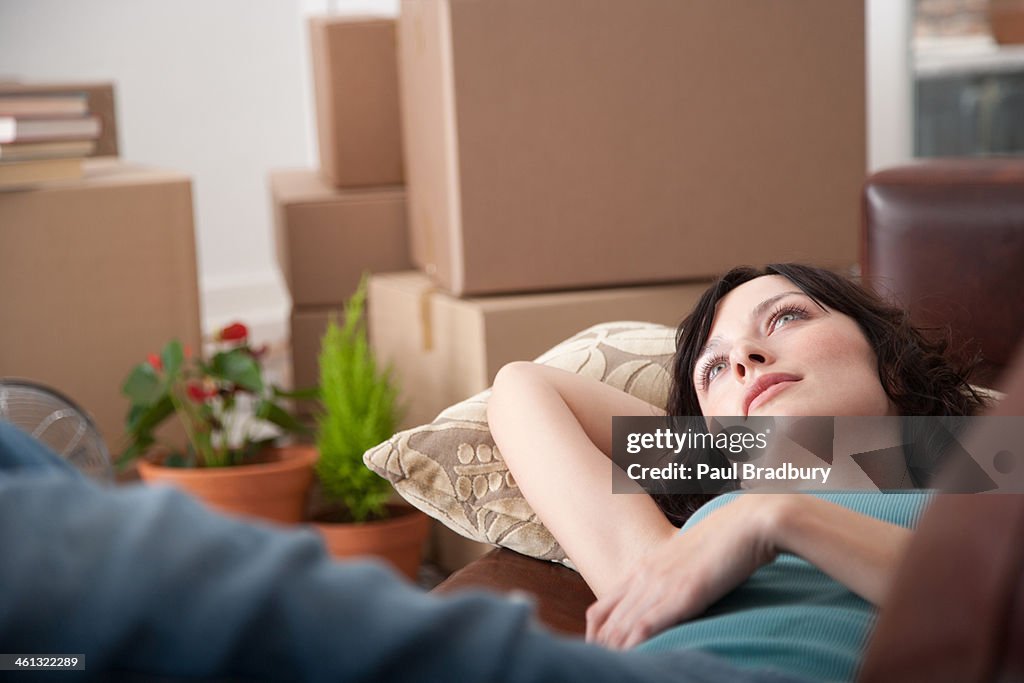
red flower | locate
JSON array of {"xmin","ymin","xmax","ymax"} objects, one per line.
[
  {"xmin": 183, "ymin": 345, "xmax": 193, "ymax": 360},
  {"xmin": 186, "ymin": 381, "xmax": 216, "ymax": 403},
  {"xmin": 147, "ymin": 353, "xmax": 163, "ymax": 372},
  {"xmin": 217, "ymin": 322, "xmax": 249, "ymax": 343}
]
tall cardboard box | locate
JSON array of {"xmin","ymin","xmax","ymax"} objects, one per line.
[
  {"xmin": 368, "ymin": 271, "xmax": 708, "ymax": 429},
  {"xmin": 0, "ymin": 159, "xmax": 201, "ymax": 449},
  {"xmin": 270, "ymin": 169, "xmax": 411, "ymax": 308},
  {"xmin": 0, "ymin": 81, "xmax": 120, "ymax": 157},
  {"xmin": 399, "ymin": 0, "xmax": 866, "ymax": 295},
  {"xmin": 310, "ymin": 17, "xmax": 404, "ymax": 187}
]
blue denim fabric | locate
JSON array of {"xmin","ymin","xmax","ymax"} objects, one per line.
[{"xmin": 0, "ymin": 422, "xmax": 810, "ymax": 683}]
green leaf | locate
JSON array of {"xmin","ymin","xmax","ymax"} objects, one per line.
[
  {"xmin": 210, "ymin": 348, "xmax": 263, "ymax": 392},
  {"xmin": 272, "ymin": 385, "xmax": 321, "ymax": 400},
  {"xmin": 122, "ymin": 364, "xmax": 163, "ymax": 406},
  {"xmin": 126, "ymin": 403, "xmax": 148, "ymax": 431},
  {"xmin": 257, "ymin": 399, "xmax": 312, "ymax": 435},
  {"xmin": 125, "ymin": 395, "xmax": 175, "ymax": 438},
  {"xmin": 160, "ymin": 340, "xmax": 184, "ymax": 379}
]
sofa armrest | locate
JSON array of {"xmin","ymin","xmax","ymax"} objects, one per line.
[
  {"xmin": 859, "ymin": 348, "xmax": 1024, "ymax": 682},
  {"xmin": 432, "ymin": 548, "xmax": 594, "ymax": 636}
]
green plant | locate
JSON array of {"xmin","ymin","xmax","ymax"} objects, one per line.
[
  {"xmin": 315, "ymin": 278, "xmax": 400, "ymax": 522},
  {"xmin": 120, "ymin": 322, "xmax": 311, "ymax": 468}
]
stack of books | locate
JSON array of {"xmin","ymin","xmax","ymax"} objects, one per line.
[{"xmin": 0, "ymin": 91, "xmax": 101, "ymax": 189}]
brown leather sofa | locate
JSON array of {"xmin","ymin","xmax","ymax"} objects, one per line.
[{"xmin": 432, "ymin": 158, "xmax": 1024, "ymax": 680}]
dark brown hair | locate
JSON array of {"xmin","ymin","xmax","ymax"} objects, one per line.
[{"xmin": 653, "ymin": 263, "xmax": 988, "ymax": 525}]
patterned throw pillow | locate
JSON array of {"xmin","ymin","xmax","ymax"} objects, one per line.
[{"xmin": 362, "ymin": 321, "xmax": 677, "ymax": 564}]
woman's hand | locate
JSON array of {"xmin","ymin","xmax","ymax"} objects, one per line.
[{"xmin": 585, "ymin": 494, "xmax": 784, "ymax": 650}]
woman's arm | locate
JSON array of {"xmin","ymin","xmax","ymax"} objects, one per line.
[
  {"xmin": 771, "ymin": 494, "xmax": 912, "ymax": 604},
  {"xmin": 487, "ymin": 362, "xmax": 677, "ymax": 597},
  {"xmin": 586, "ymin": 493, "xmax": 915, "ymax": 650}
]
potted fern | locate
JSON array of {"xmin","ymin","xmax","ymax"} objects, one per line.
[{"xmin": 312, "ymin": 278, "xmax": 429, "ymax": 580}]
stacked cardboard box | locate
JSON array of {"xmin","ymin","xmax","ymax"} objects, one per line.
[
  {"xmin": 275, "ymin": 16, "xmax": 410, "ymax": 393},
  {"xmin": 366, "ymin": 0, "xmax": 867, "ymax": 570},
  {"xmin": 0, "ymin": 159, "xmax": 201, "ymax": 450},
  {"xmin": 397, "ymin": 0, "xmax": 865, "ymax": 295}
]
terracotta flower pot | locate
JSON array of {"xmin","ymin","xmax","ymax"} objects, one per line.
[
  {"xmin": 989, "ymin": 0, "xmax": 1024, "ymax": 44},
  {"xmin": 137, "ymin": 444, "xmax": 318, "ymax": 524},
  {"xmin": 314, "ymin": 504, "xmax": 432, "ymax": 581}
]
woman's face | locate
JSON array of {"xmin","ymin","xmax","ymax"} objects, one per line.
[{"xmin": 693, "ymin": 275, "xmax": 895, "ymax": 417}]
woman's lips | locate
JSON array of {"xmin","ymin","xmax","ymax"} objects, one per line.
[{"xmin": 745, "ymin": 376, "xmax": 801, "ymax": 415}]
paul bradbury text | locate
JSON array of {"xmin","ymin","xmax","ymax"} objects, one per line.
[{"xmin": 626, "ymin": 462, "xmax": 832, "ymax": 484}]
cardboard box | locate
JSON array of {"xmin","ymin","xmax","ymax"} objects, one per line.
[
  {"xmin": 0, "ymin": 81, "xmax": 119, "ymax": 157},
  {"xmin": 0, "ymin": 159, "xmax": 200, "ymax": 450},
  {"xmin": 398, "ymin": 0, "xmax": 866, "ymax": 295},
  {"xmin": 270, "ymin": 169, "xmax": 411, "ymax": 307},
  {"xmin": 290, "ymin": 306, "xmax": 342, "ymax": 395},
  {"xmin": 310, "ymin": 16, "xmax": 404, "ymax": 187},
  {"xmin": 368, "ymin": 271, "xmax": 709, "ymax": 429}
]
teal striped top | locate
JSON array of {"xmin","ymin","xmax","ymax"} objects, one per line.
[{"xmin": 635, "ymin": 492, "xmax": 932, "ymax": 682}]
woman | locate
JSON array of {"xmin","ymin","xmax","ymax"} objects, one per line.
[{"xmin": 487, "ymin": 264, "xmax": 987, "ymax": 681}]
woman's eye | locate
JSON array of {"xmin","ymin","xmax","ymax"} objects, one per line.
[
  {"xmin": 697, "ymin": 355, "xmax": 729, "ymax": 390},
  {"xmin": 706, "ymin": 359, "xmax": 727, "ymax": 383},
  {"xmin": 774, "ymin": 312, "xmax": 799, "ymax": 329},
  {"xmin": 769, "ymin": 305, "xmax": 808, "ymax": 332}
]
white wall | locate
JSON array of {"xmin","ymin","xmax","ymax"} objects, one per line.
[
  {"xmin": 0, "ymin": 0, "xmax": 908, "ymax": 348},
  {"xmin": 867, "ymin": 0, "xmax": 915, "ymax": 172}
]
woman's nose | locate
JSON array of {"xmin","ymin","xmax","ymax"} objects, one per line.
[{"xmin": 730, "ymin": 342, "xmax": 771, "ymax": 379}]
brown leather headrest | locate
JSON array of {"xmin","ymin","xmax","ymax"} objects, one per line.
[{"xmin": 861, "ymin": 159, "xmax": 1024, "ymax": 389}]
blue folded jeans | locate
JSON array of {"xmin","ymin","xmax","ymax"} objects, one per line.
[{"xmin": 0, "ymin": 422, "xmax": 809, "ymax": 682}]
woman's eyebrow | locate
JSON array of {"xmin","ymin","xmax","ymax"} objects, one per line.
[
  {"xmin": 749, "ymin": 291, "xmax": 807, "ymax": 322},
  {"xmin": 697, "ymin": 337, "xmax": 722, "ymax": 363}
]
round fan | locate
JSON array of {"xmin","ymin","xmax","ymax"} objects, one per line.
[{"xmin": 0, "ymin": 379, "xmax": 113, "ymax": 484}]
